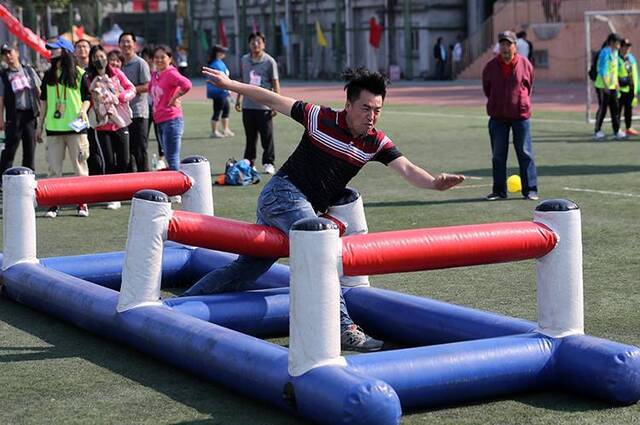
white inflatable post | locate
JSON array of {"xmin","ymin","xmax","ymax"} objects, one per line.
[
  {"xmin": 533, "ymin": 199, "xmax": 584, "ymax": 337},
  {"xmin": 117, "ymin": 190, "xmax": 173, "ymax": 312},
  {"xmin": 180, "ymin": 156, "xmax": 214, "ymax": 216},
  {"xmin": 288, "ymin": 217, "xmax": 347, "ymax": 376},
  {"xmin": 325, "ymin": 188, "xmax": 370, "ymax": 287},
  {"xmin": 2, "ymin": 167, "xmax": 38, "ymax": 270}
]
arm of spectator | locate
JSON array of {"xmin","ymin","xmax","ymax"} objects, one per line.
[{"xmin": 117, "ymin": 70, "xmax": 137, "ymax": 103}]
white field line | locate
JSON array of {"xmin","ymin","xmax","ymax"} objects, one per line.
[
  {"xmin": 563, "ymin": 187, "xmax": 640, "ymax": 198},
  {"xmin": 452, "ymin": 183, "xmax": 493, "ymax": 189},
  {"xmin": 384, "ymin": 110, "xmax": 583, "ymax": 125}
]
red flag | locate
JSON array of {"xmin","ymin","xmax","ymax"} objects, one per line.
[
  {"xmin": 218, "ymin": 20, "xmax": 228, "ymax": 47},
  {"xmin": 369, "ymin": 17, "xmax": 383, "ymax": 49},
  {"xmin": 75, "ymin": 25, "xmax": 85, "ymax": 41},
  {"xmin": 0, "ymin": 4, "xmax": 50, "ymax": 59}
]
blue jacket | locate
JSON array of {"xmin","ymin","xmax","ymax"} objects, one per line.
[{"xmin": 206, "ymin": 59, "xmax": 230, "ymax": 99}]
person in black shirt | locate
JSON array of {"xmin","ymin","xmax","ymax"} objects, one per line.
[{"xmin": 183, "ymin": 67, "xmax": 465, "ymax": 352}]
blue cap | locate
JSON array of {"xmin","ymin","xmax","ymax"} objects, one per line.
[{"xmin": 46, "ymin": 36, "xmax": 74, "ymax": 53}]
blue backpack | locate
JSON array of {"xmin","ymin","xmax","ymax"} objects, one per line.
[{"xmin": 216, "ymin": 158, "xmax": 260, "ymax": 186}]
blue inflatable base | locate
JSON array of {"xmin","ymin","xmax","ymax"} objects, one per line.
[{"xmin": 1, "ymin": 244, "xmax": 639, "ymax": 424}]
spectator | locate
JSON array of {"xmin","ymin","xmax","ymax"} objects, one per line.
[
  {"xmin": 107, "ymin": 49, "xmax": 124, "ymax": 69},
  {"xmin": 175, "ymin": 45, "xmax": 188, "ymax": 76},
  {"xmin": 120, "ymin": 33, "xmax": 152, "ymax": 171},
  {"xmin": 433, "ymin": 37, "xmax": 447, "ymax": 80},
  {"xmin": 593, "ymin": 33, "xmax": 624, "ymax": 141},
  {"xmin": 482, "ymin": 31, "xmax": 538, "ymax": 201},
  {"xmin": 618, "ymin": 38, "xmax": 638, "ymax": 137},
  {"xmin": 516, "ymin": 31, "xmax": 535, "ymax": 66},
  {"xmin": 451, "ymin": 35, "xmax": 463, "ymax": 76},
  {"xmin": 37, "ymin": 36, "xmax": 91, "ymax": 218},
  {"xmin": 206, "ymin": 44, "xmax": 234, "ymax": 138},
  {"xmin": 74, "ymin": 39, "xmax": 91, "ymax": 69},
  {"xmin": 86, "ymin": 45, "xmax": 136, "ymax": 210},
  {"xmin": 141, "ymin": 45, "xmax": 164, "ymax": 168},
  {"xmin": 236, "ymin": 32, "xmax": 279, "ymax": 175},
  {"xmin": 192, "ymin": 65, "xmax": 465, "ymax": 351},
  {"xmin": 148, "ymin": 45, "xmax": 191, "ymax": 171},
  {"xmin": 0, "ymin": 44, "xmax": 41, "ymax": 179}
]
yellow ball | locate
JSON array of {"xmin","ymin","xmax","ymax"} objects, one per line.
[{"xmin": 507, "ymin": 174, "xmax": 522, "ymax": 193}]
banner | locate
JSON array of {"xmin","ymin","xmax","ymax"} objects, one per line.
[
  {"xmin": 0, "ymin": 4, "xmax": 50, "ymax": 59},
  {"xmin": 315, "ymin": 20, "xmax": 328, "ymax": 48},
  {"xmin": 369, "ymin": 17, "xmax": 383, "ymax": 49}
]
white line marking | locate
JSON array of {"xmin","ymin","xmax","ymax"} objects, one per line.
[
  {"xmin": 385, "ymin": 110, "xmax": 584, "ymax": 125},
  {"xmin": 563, "ymin": 187, "xmax": 640, "ymax": 198},
  {"xmin": 452, "ymin": 184, "xmax": 493, "ymax": 189}
]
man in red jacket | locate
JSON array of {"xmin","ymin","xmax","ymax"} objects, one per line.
[{"xmin": 482, "ymin": 31, "xmax": 538, "ymax": 201}]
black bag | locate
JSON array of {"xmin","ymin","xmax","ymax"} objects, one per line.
[{"xmin": 588, "ymin": 49, "xmax": 601, "ymax": 82}]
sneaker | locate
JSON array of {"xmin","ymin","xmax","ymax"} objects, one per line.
[
  {"xmin": 340, "ymin": 324, "xmax": 384, "ymax": 352},
  {"xmin": 485, "ymin": 192, "xmax": 507, "ymax": 201},
  {"xmin": 614, "ymin": 130, "xmax": 628, "ymax": 140},
  {"xmin": 157, "ymin": 157, "xmax": 167, "ymax": 170},
  {"xmin": 76, "ymin": 204, "xmax": 89, "ymax": 217},
  {"xmin": 593, "ymin": 130, "xmax": 605, "ymax": 141},
  {"xmin": 525, "ymin": 191, "xmax": 539, "ymax": 201},
  {"xmin": 211, "ymin": 131, "xmax": 225, "ymax": 138},
  {"xmin": 263, "ymin": 163, "xmax": 276, "ymax": 175},
  {"xmin": 106, "ymin": 201, "xmax": 121, "ymax": 210},
  {"xmin": 223, "ymin": 129, "xmax": 235, "ymax": 137},
  {"xmin": 626, "ymin": 128, "xmax": 639, "ymax": 136},
  {"xmin": 44, "ymin": 206, "xmax": 59, "ymax": 218}
]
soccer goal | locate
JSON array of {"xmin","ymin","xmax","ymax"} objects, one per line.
[{"xmin": 584, "ymin": 10, "xmax": 640, "ymax": 123}]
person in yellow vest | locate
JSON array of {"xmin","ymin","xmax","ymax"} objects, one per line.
[
  {"xmin": 618, "ymin": 38, "xmax": 638, "ymax": 137},
  {"xmin": 593, "ymin": 33, "xmax": 625, "ymax": 141},
  {"xmin": 35, "ymin": 36, "xmax": 91, "ymax": 218}
]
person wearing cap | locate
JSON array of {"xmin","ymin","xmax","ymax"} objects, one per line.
[
  {"xmin": 618, "ymin": 38, "xmax": 638, "ymax": 137},
  {"xmin": 36, "ymin": 36, "xmax": 92, "ymax": 218},
  {"xmin": 119, "ymin": 32, "xmax": 151, "ymax": 172},
  {"xmin": 482, "ymin": 30, "xmax": 538, "ymax": 201},
  {"xmin": 593, "ymin": 33, "xmax": 624, "ymax": 141},
  {"xmin": 206, "ymin": 44, "xmax": 234, "ymax": 138},
  {"xmin": 0, "ymin": 44, "xmax": 42, "ymax": 180}
]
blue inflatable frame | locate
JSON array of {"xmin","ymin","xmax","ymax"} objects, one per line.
[{"xmin": 2, "ymin": 241, "xmax": 639, "ymax": 425}]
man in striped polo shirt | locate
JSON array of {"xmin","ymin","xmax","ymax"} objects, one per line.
[{"xmin": 184, "ymin": 67, "xmax": 465, "ymax": 351}]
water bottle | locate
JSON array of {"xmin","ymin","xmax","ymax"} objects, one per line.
[{"xmin": 151, "ymin": 153, "xmax": 158, "ymax": 170}]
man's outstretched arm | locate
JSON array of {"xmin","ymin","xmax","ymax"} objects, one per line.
[
  {"xmin": 388, "ymin": 156, "xmax": 465, "ymax": 190},
  {"xmin": 203, "ymin": 67, "xmax": 296, "ymax": 116}
]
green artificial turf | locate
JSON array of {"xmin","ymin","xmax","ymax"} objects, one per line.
[{"xmin": 0, "ymin": 98, "xmax": 638, "ymax": 424}]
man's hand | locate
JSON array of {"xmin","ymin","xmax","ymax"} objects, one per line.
[
  {"xmin": 432, "ymin": 173, "xmax": 465, "ymax": 191},
  {"xmin": 35, "ymin": 127, "xmax": 44, "ymax": 144},
  {"xmin": 235, "ymin": 102, "xmax": 242, "ymax": 112},
  {"xmin": 203, "ymin": 67, "xmax": 233, "ymax": 90}
]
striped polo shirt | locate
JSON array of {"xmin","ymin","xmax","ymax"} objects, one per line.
[{"xmin": 280, "ymin": 101, "xmax": 402, "ymax": 212}]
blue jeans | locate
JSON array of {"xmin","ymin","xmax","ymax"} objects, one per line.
[
  {"xmin": 157, "ymin": 117, "xmax": 184, "ymax": 170},
  {"xmin": 488, "ymin": 118, "xmax": 538, "ymax": 197},
  {"xmin": 182, "ymin": 173, "xmax": 355, "ymax": 329}
]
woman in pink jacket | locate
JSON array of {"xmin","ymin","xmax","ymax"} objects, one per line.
[
  {"xmin": 148, "ymin": 45, "xmax": 192, "ymax": 170},
  {"xmin": 87, "ymin": 45, "xmax": 136, "ymax": 209}
]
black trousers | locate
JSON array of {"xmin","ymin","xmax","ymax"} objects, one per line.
[
  {"xmin": 619, "ymin": 90, "xmax": 634, "ymax": 130},
  {"xmin": 148, "ymin": 106, "xmax": 163, "ymax": 157},
  {"xmin": 595, "ymin": 88, "xmax": 620, "ymax": 133},
  {"xmin": 87, "ymin": 129, "xmax": 104, "ymax": 175},
  {"xmin": 97, "ymin": 128, "xmax": 130, "ymax": 174},
  {"xmin": 242, "ymin": 109, "xmax": 274, "ymax": 165},
  {"xmin": 0, "ymin": 109, "xmax": 36, "ymax": 175},
  {"xmin": 129, "ymin": 117, "xmax": 149, "ymax": 172}
]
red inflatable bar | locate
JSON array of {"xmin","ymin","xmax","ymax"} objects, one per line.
[
  {"xmin": 168, "ymin": 211, "xmax": 289, "ymax": 258},
  {"xmin": 341, "ymin": 222, "xmax": 557, "ymax": 276},
  {"xmin": 35, "ymin": 171, "xmax": 192, "ymax": 206}
]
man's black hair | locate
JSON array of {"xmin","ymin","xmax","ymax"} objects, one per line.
[
  {"xmin": 119, "ymin": 32, "xmax": 137, "ymax": 43},
  {"xmin": 248, "ymin": 32, "xmax": 266, "ymax": 44},
  {"xmin": 74, "ymin": 39, "xmax": 90, "ymax": 48},
  {"xmin": 342, "ymin": 67, "xmax": 389, "ymax": 103}
]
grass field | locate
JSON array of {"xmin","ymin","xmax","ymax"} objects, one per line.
[{"xmin": 1, "ymin": 98, "xmax": 639, "ymax": 425}]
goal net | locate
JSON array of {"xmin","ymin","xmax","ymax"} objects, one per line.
[{"xmin": 585, "ymin": 10, "xmax": 640, "ymax": 123}]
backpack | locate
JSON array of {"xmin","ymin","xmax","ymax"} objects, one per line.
[
  {"xmin": 215, "ymin": 158, "xmax": 260, "ymax": 186},
  {"xmin": 588, "ymin": 49, "xmax": 601, "ymax": 82}
]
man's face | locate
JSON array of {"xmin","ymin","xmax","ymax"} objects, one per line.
[
  {"xmin": 499, "ymin": 40, "xmax": 516, "ymax": 61},
  {"xmin": 249, "ymin": 37, "xmax": 265, "ymax": 55},
  {"xmin": 119, "ymin": 35, "xmax": 135, "ymax": 57},
  {"xmin": 75, "ymin": 41, "xmax": 90, "ymax": 61},
  {"xmin": 345, "ymin": 90, "xmax": 384, "ymax": 137},
  {"xmin": 2, "ymin": 49, "xmax": 19, "ymax": 67}
]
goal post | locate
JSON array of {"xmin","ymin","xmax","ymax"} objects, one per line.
[{"xmin": 584, "ymin": 10, "xmax": 640, "ymax": 124}]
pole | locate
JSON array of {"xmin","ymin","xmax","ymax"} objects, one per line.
[
  {"xmin": 68, "ymin": 3, "xmax": 74, "ymax": 37},
  {"xmin": 96, "ymin": 0, "xmax": 103, "ymax": 37},
  {"xmin": 214, "ymin": 0, "xmax": 220, "ymax": 44},
  {"xmin": 166, "ymin": 0, "xmax": 172, "ymax": 46},
  {"xmin": 403, "ymin": 0, "xmax": 412, "ymax": 79},
  {"xmin": 285, "ymin": 0, "xmax": 292, "ymax": 76},
  {"xmin": 345, "ymin": 0, "xmax": 353, "ymax": 68},
  {"xmin": 302, "ymin": 0, "xmax": 308, "ymax": 80},
  {"xmin": 270, "ymin": 0, "xmax": 276, "ymax": 54},
  {"xmin": 335, "ymin": 0, "xmax": 343, "ymax": 76}
]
